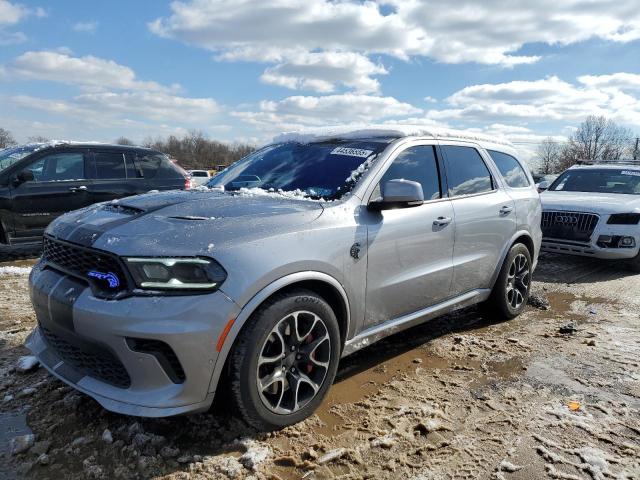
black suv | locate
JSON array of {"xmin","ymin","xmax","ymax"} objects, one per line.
[{"xmin": 0, "ymin": 142, "xmax": 189, "ymax": 253}]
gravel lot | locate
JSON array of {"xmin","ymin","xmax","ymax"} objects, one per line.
[{"xmin": 1, "ymin": 253, "xmax": 639, "ymax": 479}]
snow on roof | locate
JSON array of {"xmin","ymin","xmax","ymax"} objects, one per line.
[
  {"xmin": 273, "ymin": 124, "xmax": 515, "ymax": 149},
  {"xmin": 571, "ymin": 162, "xmax": 640, "ymax": 170}
]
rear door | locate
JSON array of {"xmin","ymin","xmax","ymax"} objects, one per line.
[
  {"xmin": 440, "ymin": 143, "xmax": 516, "ymax": 296},
  {"xmin": 8, "ymin": 149, "xmax": 93, "ymax": 239},
  {"xmin": 87, "ymin": 149, "xmax": 140, "ymax": 204}
]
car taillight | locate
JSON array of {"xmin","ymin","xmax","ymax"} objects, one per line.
[{"xmin": 184, "ymin": 178, "xmax": 192, "ymax": 190}]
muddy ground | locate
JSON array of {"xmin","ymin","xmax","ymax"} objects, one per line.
[{"xmin": 0, "ymin": 253, "xmax": 638, "ymax": 479}]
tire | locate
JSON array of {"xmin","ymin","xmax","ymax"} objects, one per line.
[
  {"xmin": 483, "ymin": 243, "xmax": 532, "ymax": 321},
  {"xmin": 228, "ymin": 288, "xmax": 341, "ymax": 430}
]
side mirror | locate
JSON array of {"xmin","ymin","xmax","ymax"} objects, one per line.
[
  {"xmin": 537, "ymin": 180, "xmax": 550, "ymax": 193},
  {"xmin": 13, "ymin": 169, "xmax": 34, "ymax": 185},
  {"xmin": 369, "ymin": 179, "xmax": 424, "ymax": 210}
]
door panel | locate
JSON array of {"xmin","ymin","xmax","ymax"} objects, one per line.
[
  {"xmin": 9, "ymin": 150, "xmax": 93, "ymax": 238},
  {"xmin": 365, "ymin": 201, "xmax": 455, "ymax": 325},
  {"xmin": 449, "ymin": 192, "xmax": 515, "ymax": 294}
]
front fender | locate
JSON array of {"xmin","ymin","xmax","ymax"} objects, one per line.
[{"xmin": 207, "ymin": 270, "xmax": 350, "ymax": 394}]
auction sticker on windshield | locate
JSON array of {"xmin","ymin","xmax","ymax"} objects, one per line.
[
  {"xmin": 621, "ymin": 170, "xmax": 640, "ymax": 177},
  {"xmin": 330, "ymin": 147, "xmax": 374, "ymax": 158}
]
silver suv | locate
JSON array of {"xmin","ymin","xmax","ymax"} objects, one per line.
[{"xmin": 26, "ymin": 126, "xmax": 541, "ymax": 429}]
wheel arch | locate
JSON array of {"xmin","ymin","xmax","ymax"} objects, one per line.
[
  {"xmin": 489, "ymin": 230, "xmax": 536, "ymax": 289},
  {"xmin": 207, "ymin": 271, "xmax": 350, "ymax": 394}
]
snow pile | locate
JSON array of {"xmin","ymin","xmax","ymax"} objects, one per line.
[
  {"xmin": 0, "ymin": 266, "xmax": 32, "ymax": 276},
  {"xmin": 273, "ymin": 124, "xmax": 514, "ymax": 148},
  {"xmin": 236, "ymin": 187, "xmax": 325, "ymax": 202}
]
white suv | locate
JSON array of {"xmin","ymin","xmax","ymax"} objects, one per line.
[{"xmin": 540, "ymin": 162, "xmax": 640, "ymax": 271}]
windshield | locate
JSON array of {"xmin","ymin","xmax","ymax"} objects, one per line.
[
  {"xmin": 0, "ymin": 144, "xmax": 41, "ymax": 172},
  {"xmin": 208, "ymin": 140, "xmax": 389, "ymax": 200},
  {"xmin": 550, "ymin": 168, "xmax": 640, "ymax": 195}
]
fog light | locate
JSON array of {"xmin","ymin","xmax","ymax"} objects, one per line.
[{"xmin": 620, "ymin": 236, "xmax": 635, "ymax": 247}]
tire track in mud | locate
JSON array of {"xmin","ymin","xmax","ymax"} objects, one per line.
[{"xmin": 0, "ymin": 254, "xmax": 639, "ymax": 479}]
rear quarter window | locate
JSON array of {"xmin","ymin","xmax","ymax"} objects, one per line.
[{"xmin": 488, "ymin": 150, "xmax": 530, "ymax": 188}]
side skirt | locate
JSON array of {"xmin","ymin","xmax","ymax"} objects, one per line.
[{"xmin": 342, "ymin": 288, "xmax": 491, "ymax": 357}]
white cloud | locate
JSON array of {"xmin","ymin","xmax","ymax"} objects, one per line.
[
  {"xmin": 72, "ymin": 21, "xmax": 98, "ymax": 34},
  {"xmin": 8, "ymin": 91, "xmax": 219, "ymax": 124},
  {"xmin": 0, "ymin": 51, "xmax": 171, "ymax": 92},
  {"xmin": 0, "ymin": 0, "xmax": 45, "ymax": 44},
  {"xmin": 150, "ymin": 0, "xmax": 640, "ymax": 68},
  {"xmin": 578, "ymin": 73, "xmax": 640, "ymax": 91},
  {"xmin": 233, "ymin": 94, "xmax": 421, "ymax": 136},
  {"xmin": 0, "ymin": 0, "xmax": 29, "ymax": 26},
  {"xmin": 423, "ymin": 75, "xmax": 640, "ymax": 126},
  {"xmin": 260, "ymin": 51, "xmax": 388, "ymax": 94}
]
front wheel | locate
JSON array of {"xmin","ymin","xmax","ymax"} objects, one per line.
[
  {"xmin": 483, "ymin": 243, "xmax": 532, "ymax": 321},
  {"xmin": 228, "ymin": 289, "xmax": 340, "ymax": 430}
]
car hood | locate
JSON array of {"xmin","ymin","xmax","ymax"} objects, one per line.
[
  {"xmin": 541, "ymin": 191, "xmax": 640, "ymax": 215},
  {"xmin": 46, "ymin": 190, "xmax": 324, "ymax": 256}
]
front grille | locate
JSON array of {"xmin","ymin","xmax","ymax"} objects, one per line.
[
  {"xmin": 541, "ymin": 211, "xmax": 599, "ymax": 243},
  {"xmin": 43, "ymin": 236, "xmax": 128, "ymax": 292},
  {"xmin": 41, "ymin": 327, "xmax": 131, "ymax": 388}
]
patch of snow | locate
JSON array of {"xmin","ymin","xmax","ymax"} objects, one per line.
[
  {"xmin": 207, "ymin": 243, "xmax": 215, "ymax": 252},
  {"xmin": 0, "ymin": 266, "xmax": 32, "ymax": 276},
  {"xmin": 238, "ymin": 439, "xmax": 270, "ymax": 471},
  {"xmin": 273, "ymin": 124, "xmax": 514, "ymax": 149},
  {"xmin": 236, "ymin": 187, "xmax": 325, "ymax": 202},
  {"xmin": 16, "ymin": 356, "xmax": 39, "ymax": 373}
]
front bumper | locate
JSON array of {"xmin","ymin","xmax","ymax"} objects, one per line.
[
  {"xmin": 26, "ymin": 262, "xmax": 240, "ymax": 417},
  {"xmin": 541, "ymin": 225, "xmax": 639, "ymax": 260}
]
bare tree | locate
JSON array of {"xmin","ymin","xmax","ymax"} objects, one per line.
[
  {"xmin": 27, "ymin": 135, "xmax": 50, "ymax": 143},
  {"xmin": 536, "ymin": 137, "xmax": 562, "ymax": 174},
  {"xmin": 559, "ymin": 116, "xmax": 634, "ymax": 169},
  {"xmin": 142, "ymin": 131, "xmax": 255, "ymax": 169},
  {"xmin": 115, "ymin": 136, "xmax": 135, "ymax": 146},
  {"xmin": 0, "ymin": 128, "xmax": 17, "ymax": 149}
]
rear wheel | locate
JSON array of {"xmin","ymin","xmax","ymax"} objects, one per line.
[
  {"xmin": 483, "ymin": 243, "xmax": 532, "ymax": 320},
  {"xmin": 228, "ymin": 289, "xmax": 340, "ymax": 430}
]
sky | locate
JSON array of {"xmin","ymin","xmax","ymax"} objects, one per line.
[{"xmin": 1, "ymin": 0, "xmax": 639, "ymax": 165}]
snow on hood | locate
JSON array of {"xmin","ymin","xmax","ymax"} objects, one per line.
[
  {"xmin": 541, "ymin": 191, "xmax": 640, "ymax": 215},
  {"xmin": 47, "ymin": 189, "xmax": 324, "ymax": 256},
  {"xmin": 272, "ymin": 124, "xmax": 515, "ymax": 150}
]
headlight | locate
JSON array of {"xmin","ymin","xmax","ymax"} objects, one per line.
[
  {"xmin": 124, "ymin": 257, "xmax": 227, "ymax": 291},
  {"xmin": 607, "ymin": 213, "xmax": 640, "ymax": 225}
]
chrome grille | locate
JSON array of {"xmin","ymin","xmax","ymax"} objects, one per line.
[{"xmin": 541, "ymin": 211, "xmax": 599, "ymax": 242}]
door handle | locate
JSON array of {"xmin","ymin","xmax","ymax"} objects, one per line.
[
  {"xmin": 69, "ymin": 185, "xmax": 88, "ymax": 193},
  {"xmin": 499, "ymin": 205, "xmax": 513, "ymax": 215},
  {"xmin": 433, "ymin": 216, "xmax": 453, "ymax": 226}
]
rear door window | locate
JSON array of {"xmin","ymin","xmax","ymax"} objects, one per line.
[
  {"xmin": 133, "ymin": 153, "xmax": 161, "ymax": 178},
  {"xmin": 488, "ymin": 150, "xmax": 530, "ymax": 188},
  {"xmin": 94, "ymin": 152, "xmax": 127, "ymax": 179},
  {"xmin": 441, "ymin": 146, "xmax": 494, "ymax": 197}
]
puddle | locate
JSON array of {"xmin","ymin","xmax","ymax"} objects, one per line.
[
  {"xmin": 316, "ymin": 332, "xmax": 524, "ymax": 436},
  {"xmin": 0, "ymin": 411, "xmax": 31, "ymax": 478}
]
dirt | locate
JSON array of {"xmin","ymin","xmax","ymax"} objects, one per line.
[{"xmin": 0, "ymin": 253, "xmax": 639, "ymax": 479}]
